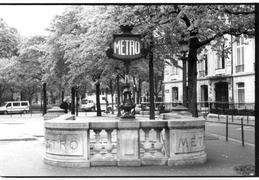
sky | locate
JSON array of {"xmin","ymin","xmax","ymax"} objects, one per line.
[
  {"xmin": 0, "ymin": 5, "xmax": 68, "ymax": 36},
  {"xmin": 0, "ymin": 1, "xmax": 254, "ymax": 36}
]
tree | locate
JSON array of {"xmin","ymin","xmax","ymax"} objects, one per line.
[
  {"xmin": 175, "ymin": 5, "xmax": 255, "ymax": 117},
  {"xmin": 114, "ymin": 4, "xmax": 255, "ymax": 117},
  {"xmin": 50, "ymin": 5, "xmax": 121, "ymax": 115},
  {"xmin": 0, "ymin": 18, "xmax": 20, "ymax": 58},
  {"xmin": 13, "ymin": 35, "xmax": 47, "ymax": 105},
  {"xmin": 44, "ymin": 6, "xmax": 82, "ymax": 102},
  {"xmin": 0, "ymin": 58, "xmax": 16, "ymax": 105}
]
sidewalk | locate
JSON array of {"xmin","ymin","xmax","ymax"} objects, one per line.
[{"xmin": 0, "ymin": 113, "xmax": 255, "ymax": 177}]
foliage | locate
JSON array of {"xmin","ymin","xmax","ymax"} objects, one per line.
[
  {"xmin": 234, "ymin": 165, "xmax": 255, "ymax": 176},
  {"xmin": 113, "ymin": 4, "xmax": 255, "ymax": 116},
  {"xmin": 0, "ymin": 5, "xmax": 255, "ymax": 110},
  {"xmin": 0, "ymin": 57, "xmax": 16, "ymax": 104},
  {"xmin": 0, "ymin": 18, "xmax": 20, "ymax": 58}
]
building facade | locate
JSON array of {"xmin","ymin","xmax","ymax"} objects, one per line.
[{"xmin": 163, "ymin": 35, "xmax": 255, "ymax": 110}]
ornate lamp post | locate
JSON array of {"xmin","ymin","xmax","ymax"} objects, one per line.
[
  {"xmin": 106, "ymin": 25, "xmax": 147, "ymax": 119},
  {"xmin": 179, "ymin": 39, "xmax": 189, "ymax": 108},
  {"xmin": 116, "ymin": 74, "xmax": 121, "ymax": 117}
]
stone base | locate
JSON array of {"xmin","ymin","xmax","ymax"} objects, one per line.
[
  {"xmin": 90, "ymin": 159, "xmax": 117, "ymax": 166},
  {"xmin": 118, "ymin": 159, "xmax": 141, "ymax": 166},
  {"xmin": 44, "ymin": 157, "xmax": 90, "ymax": 168},
  {"xmin": 141, "ymin": 157, "xmax": 168, "ymax": 166},
  {"xmin": 168, "ymin": 153, "xmax": 207, "ymax": 166}
]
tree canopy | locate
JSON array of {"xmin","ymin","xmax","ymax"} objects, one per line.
[{"xmin": 0, "ymin": 4, "xmax": 255, "ymax": 114}]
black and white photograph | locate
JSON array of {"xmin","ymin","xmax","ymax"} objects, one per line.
[{"xmin": 0, "ymin": 1, "xmax": 257, "ymax": 178}]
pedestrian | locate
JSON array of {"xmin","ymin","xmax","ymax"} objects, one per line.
[{"xmin": 60, "ymin": 97, "xmax": 70, "ymax": 113}]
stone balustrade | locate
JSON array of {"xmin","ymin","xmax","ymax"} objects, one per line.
[{"xmin": 44, "ymin": 115, "xmax": 207, "ymax": 168}]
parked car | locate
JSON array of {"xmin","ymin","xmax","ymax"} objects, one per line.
[
  {"xmin": 133, "ymin": 104, "xmax": 150, "ymax": 114},
  {"xmin": 134, "ymin": 104, "xmax": 142, "ymax": 114},
  {"xmin": 0, "ymin": 101, "xmax": 30, "ymax": 114},
  {"xmin": 80, "ymin": 99, "xmax": 95, "ymax": 112}
]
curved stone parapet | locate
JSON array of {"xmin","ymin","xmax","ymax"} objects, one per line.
[
  {"xmin": 44, "ymin": 115, "xmax": 206, "ymax": 168},
  {"xmin": 44, "ymin": 115, "xmax": 90, "ymax": 168},
  {"xmin": 43, "ymin": 106, "xmax": 67, "ymax": 121},
  {"xmin": 167, "ymin": 118, "xmax": 207, "ymax": 166}
]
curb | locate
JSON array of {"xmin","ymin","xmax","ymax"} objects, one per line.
[
  {"xmin": 206, "ymin": 120, "xmax": 254, "ymax": 127},
  {"xmin": 0, "ymin": 137, "xmax": 39, "ymax": 141}
]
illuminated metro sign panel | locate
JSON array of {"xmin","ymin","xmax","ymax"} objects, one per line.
[{"xmin": 106, "ymin": 34, "xmax": 148, "ymax": 61}]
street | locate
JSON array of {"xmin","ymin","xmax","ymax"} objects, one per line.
[{"xmin": 205, "ymin": 121, "xmax": 255, "ymax": 146}]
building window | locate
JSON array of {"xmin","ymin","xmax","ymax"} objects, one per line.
[
  {"xmin": 172, "ymin": 87, "xmax": 178, "ymax": 103},
  {"xmin": 199, "ymin": 55, "xmax": 208, "ymax": 77},
  {"xmin": 237, "ymin": 83, "xmax": 245, "ymax": 108},
  {"xmin": 200, "ymin": 85, "xmax": 208, "ymax": 107},
  {"xmin": 170, "ymin": 61, "xmax": 178, "ymax": 80},
  {"xmin": 236, "ymin": 37, "xmax": 245, "ymax": 73},
  {"xmin": 171, "ymin": 63, "xmax": 178, "ymax": 75},
  {"xmin": 216, "ymin": 46, "xmax": 225, "ymax": 69}
]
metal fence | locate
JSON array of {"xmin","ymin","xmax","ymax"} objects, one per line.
[
  {"xmin": 197, "ymin": 101, "xmax": 255, "ymax": 116},
  {"xmin": 139, "ymin": 101, "xmax": 255, "ymax": 117}
]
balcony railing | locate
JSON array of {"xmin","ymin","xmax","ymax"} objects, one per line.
[{"xmin": 236, "ymin": 64, "xmax": 244, "ymax": 73}]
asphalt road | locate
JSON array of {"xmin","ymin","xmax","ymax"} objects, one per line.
[{"xmin": 205, "ymin": 121, "xmax": 255, "ymax": 146}]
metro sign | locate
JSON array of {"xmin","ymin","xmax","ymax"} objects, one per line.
[{"xmin": 106, "ymin": 34, "xmax": 148, "ymax": 61}]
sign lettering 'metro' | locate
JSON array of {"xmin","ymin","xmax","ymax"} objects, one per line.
[
  {"xmin": 114, "ymin": 40, "xmax": 141, "ymax": 56},
  {"xmin": 106, "ymin": 35, "xmax": 147, "ymax": 61}
]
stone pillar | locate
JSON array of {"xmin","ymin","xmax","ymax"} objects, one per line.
[
  {"xmin": 43, "ymin": 106, "xmax": 68, "ymax": 121},
  {"xmin": 168, "ymin": 118, "xmax": 207, "ymax": 166},
  {"xmin": 117, "ymin": 120, "xmax": 141, "ymax": 166}
]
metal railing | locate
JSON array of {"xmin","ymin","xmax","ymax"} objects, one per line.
[
  {"xmin": 236, "ymin": 64, "xmax": 244, "ymax": 73},
  {"xmin": 138, "ymin": 101, "xmax": 255, "ymax": 117},
  {"xmin": 140, "ymin": 102, "xmax": 184, "ymax": 112},
  {"xmin": 199, "ymin": 70, "xmax": 206, "ymax": 77}
]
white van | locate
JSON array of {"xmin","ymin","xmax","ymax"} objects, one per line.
[
  {"xmin": 0, "ymin": 101, "xmax": 30, "ymax": 114},
  {"xmin": 80, "ymin": 98, "xmax": 95, "ymax": 111}
]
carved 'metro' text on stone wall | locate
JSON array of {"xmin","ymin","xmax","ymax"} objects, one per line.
[
  {"xmin": 45, "ymin": 133, "xmax": 83, "ymax": 156},
  {"xmin": 175, "ymin": 131, "xmax": 205, "ymax": 154}
]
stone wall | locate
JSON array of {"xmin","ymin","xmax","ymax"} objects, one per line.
[{"xmin": 44, "ymin": 115, "xmax": 207, "ymax": 168}]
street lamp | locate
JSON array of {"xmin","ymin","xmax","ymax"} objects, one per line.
[
  {"xmin": 106, "ymin": 25, "xmax": 148, "ymax": 119},
  {"xmin": 179, "ymin": 39, "xmax": 189, "ymax": 108}
]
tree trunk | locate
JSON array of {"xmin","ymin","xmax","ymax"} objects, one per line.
[
  {"xmin": 149, "ymin": 41, "xmax": 155, "ymax": 120},
  {"xmin": 95, "ymin": 81, "xmax": 102, "ymax": 116},
  {"xmin": 61, "ymin": 90, "xmax": 65, "ymax": 103},
  {"xmin": 188, "ymin": 36, "xmax": 199, "ymax": 117},
  {"xmin": 0, "ymin": 86, "xmax": 5, "ymax": 105},
  {"xmin": 43, "ymin": 83, "xmax": 47, "ymax": 115},
  {"xmin": 71, "ymin": 86, "xmax": 75, "ymax": 115},
  {"xmin": 137, "ymin": 79, "xmax": 142, "ymax": 104}
]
